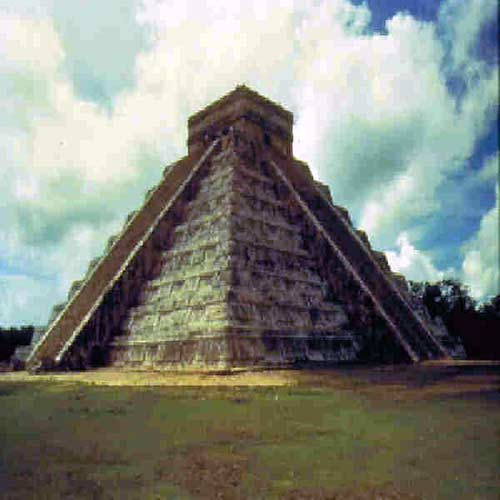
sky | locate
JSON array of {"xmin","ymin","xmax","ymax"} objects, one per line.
[{"xmin": 0, "ymin": 0, "xmax": 498, "ymax": 327}]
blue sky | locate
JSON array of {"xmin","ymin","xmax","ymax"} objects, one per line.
[{"xmin": 0, "ymin": 0, "xmax": 498, "ymax": 326}]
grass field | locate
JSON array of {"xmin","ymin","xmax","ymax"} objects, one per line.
[{"xmin": 0, "ymin": 365, "xmax": 499, "ymax": 499}]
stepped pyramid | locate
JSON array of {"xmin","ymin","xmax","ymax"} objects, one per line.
[{"xmin": 27, "ymin": 86, "xmax": 450, "ymax": 371}]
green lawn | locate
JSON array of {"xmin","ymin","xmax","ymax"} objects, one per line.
[{"xmin": 0, "ymin": 368, "xmax": 498, "ymax": 499}]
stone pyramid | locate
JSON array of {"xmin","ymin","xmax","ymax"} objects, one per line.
[{"xmin": 27, "ymin": 86, "xmax": 450, "ymax": 371}]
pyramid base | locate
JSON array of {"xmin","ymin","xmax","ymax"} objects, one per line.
[{"xmin": 106, "ymin": 334, "xmax": 360, "ymax": 371}]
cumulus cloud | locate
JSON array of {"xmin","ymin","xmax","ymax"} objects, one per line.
[
  {"xmin": 461, "ymin": 213, "xmax": 499, "ymax": 301},
  {"xmin": 461, "ymin": 155, "xmax": 499, "ymax": 301},
  {"xmin": 0, "ymin": 275, "xmax": 51, "ymax": 327},
  {"xmin": 439, "ymin": 0, "xmax": 498, "ymax": 76},
  {"xmin": 477, "ymin": 152, "xmax": 499, "ymax": 183},
  {"xmin": 292, "ymin": 5, "xmax": 497, "ymax": 250},
  {"xmin": 51, "ymin": 0, "xmax": 147, "ymax": 106},
  {"xmin": 385, "ymin": 233, "xmax": 453, "ymax": 283},
  {"xmin": 0, "ymin": 9, "xmax": 164, "ymax": 325},
  {"xmin": 0, "ymin": 0, "xmax": 498, "ymax": 325}
]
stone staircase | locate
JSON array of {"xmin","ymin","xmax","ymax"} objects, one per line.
[
  {"xmin": 26, "ymin": 85, "xmax": 449, "ymax": 371},
  {"xmin": 26, "ymin": 141, "xmax": 221, "ymax": 371},
  {"xmin": 108, "ymin": 144, "xmax": 359, "ymax": 369},
  {"xmin": 267, "ymin": 151, "xmax": 449, "ymax": 362}
]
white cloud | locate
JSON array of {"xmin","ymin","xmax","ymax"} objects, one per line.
[
  {"xmin": 293, "ymin": 3, "xmax": 498, "ymax": 252},
  {"xmin": 51, "ymin": 0, "xmax": 147, "ymax": 104},
  {"xmin": 385, "ymin": 233, "xmax": 453, "ymax": 283},
  {"xmin": 0, "ymin": 274, "xmax": 52, "ymax": 327},
  {"xmin": 461, "ymin": 183, "xmax": 499, "ymax": 301},
  {"xmin": 0, "ymin": 14, "xmax": 63, "ymax": 75},
  {"xmin": 439, "ymin": 0, "xmax": 497, "ymax": 77},
  {"xmin": 478, "ymin": 152, "xmax": 499, "ymax": 183},
  {"xmin": 0, "ymin": 10, "xmax": 164, "ymax": 325}
]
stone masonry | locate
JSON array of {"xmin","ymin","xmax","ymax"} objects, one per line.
[{"xmin": 26, "ymin": 86, "xmax": 451, "ymax": 371}]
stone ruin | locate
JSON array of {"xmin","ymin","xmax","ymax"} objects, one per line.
[{"xmin": 26, "ymin": 86, "xmax": 456, "ymax": 372}]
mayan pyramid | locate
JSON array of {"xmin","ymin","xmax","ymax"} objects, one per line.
[{"xmin": 26, "ymin": 86, "xmax": 451, "ymax": 371}]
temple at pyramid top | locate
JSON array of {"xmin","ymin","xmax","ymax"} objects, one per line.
[
  {"xmin": 25, "ymin": 86, "xmax": 460, "ymax": 372},
  {"xmin": 187, "ymin": 85, "xmax": 294, "ymax": 157}
]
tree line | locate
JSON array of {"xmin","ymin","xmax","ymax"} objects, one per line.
[
  {"xmin": 0, "ymin": 326, "xmax": 34, "ymax": 362},
  {"xmin": 410, "ymin": 279, "xmax": 500, "ymax": 360}
]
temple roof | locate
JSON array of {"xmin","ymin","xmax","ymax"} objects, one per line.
[
  {"xmin": 187, "ymin": 85, "xmax": 294, "ymax": 155},
  {"xmin": 188, "ymin": 85, "xmax": 293, "ymax": 126}
]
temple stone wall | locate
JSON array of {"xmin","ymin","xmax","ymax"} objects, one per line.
[
  {"xmin": 27, "ymin": 149, "xmax": 207, "ymax": 369},
  {"xmin": 107, "ymin": 135, "xmax": 360, "ymax": 370},
  {"xmin": 26, "ymin": 85, "xmax": 450, "ymax": 372}
]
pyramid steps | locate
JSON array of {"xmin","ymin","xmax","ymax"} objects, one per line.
[
  {"xmin": 26, "ymin": 140, "xmax": 221, "ymax": 370},
  {"xmin": 267, "ymin": 152, "xmax": 448, "ymax": 362},
  {"xmin": 27, "ymin": 85, "xmax": 449, "ymax": 371},
  {"xmin": 105, "ymin": 134, "xmax": 359, "ymax": 369}
]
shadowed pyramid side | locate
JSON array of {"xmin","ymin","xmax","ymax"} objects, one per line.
[{"xmin": 26, "ymin": 140, "xmax": 222, "ymax": 371}]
